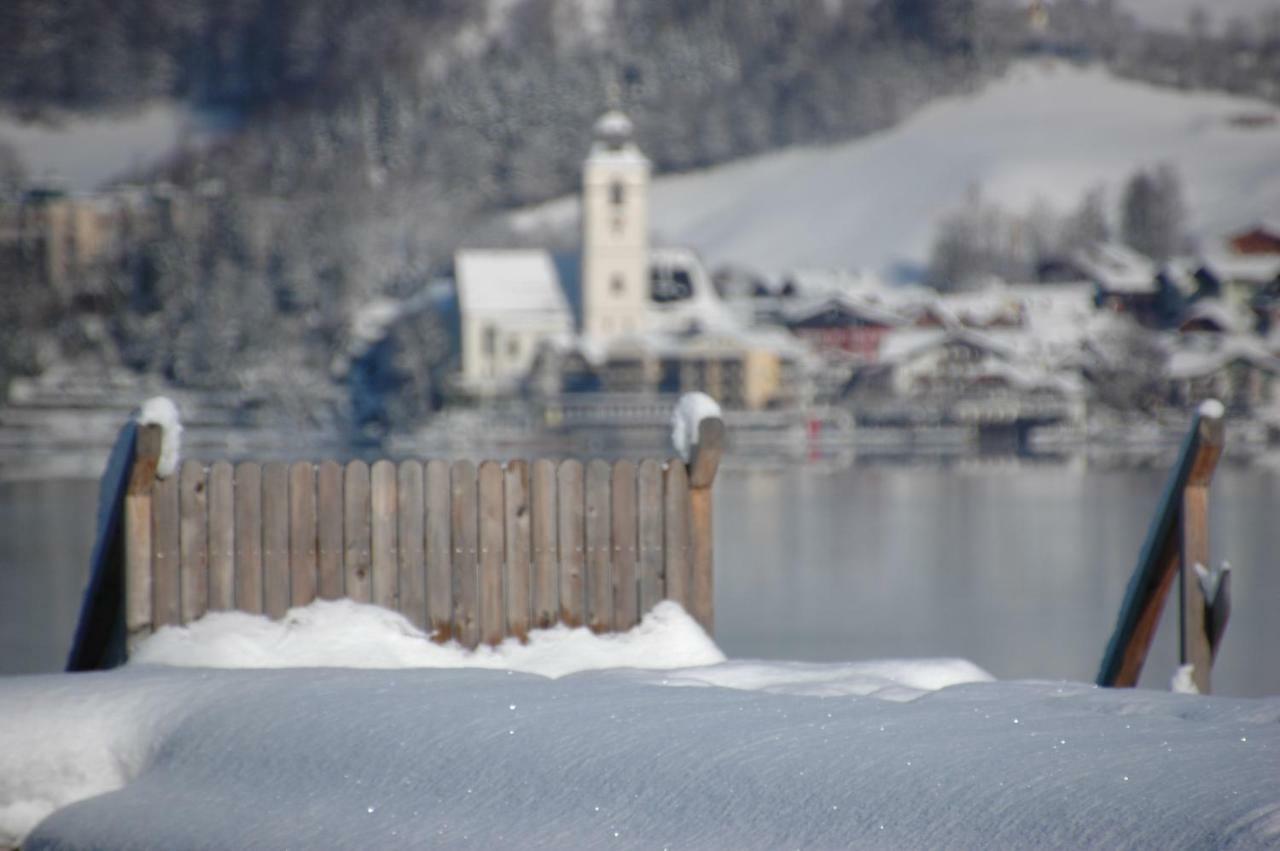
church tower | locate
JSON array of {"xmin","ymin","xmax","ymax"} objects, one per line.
[{"xmin": 581, "ymin": 108, "xmax": 650, "ymax": 340}]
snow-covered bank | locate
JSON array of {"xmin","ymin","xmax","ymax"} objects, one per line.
[
  {"xmin": 7, "ymin": 668, "xmax": 1279, "ymax": 849},
  {"xmin": 2, "ymin": 601, "xmax": 1277, "ymax": 848}
]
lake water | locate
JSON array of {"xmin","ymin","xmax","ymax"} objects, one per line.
[{"xmin": 2, "ymin": 462, "xmax": 1277, "ymax": 696}]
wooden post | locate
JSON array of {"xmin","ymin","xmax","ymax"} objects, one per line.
[
  {"xmin": 124, "ymin": 424, "xmax": 162, "ymax": 651},
  {"xmin": 504, "ymin": 461, "xmax": 532, "ymax": 641},
  {"xmin": 1097, "ymin": 405, "xmax": 1225, "ymax": 688},
  {"xmin": 397, "ymin": 461, "xmax": 427, "ymax": 629},
  {"xmin": 425, "ymin": 459, "xmax": 452, "ymax": 640},
  {"xmin": 451, "ymin": 461, "xmax": 480, "ymax": 648},
  {"xmin": 686, "ymin": 416, "xmax": 724, "ymax": 635},
  {"xmin": 1180, "ymin": 412, "xmax": 1223, "ymax": 694},
  {"xmin": 530, "ymin": 459, "xmax": 558, "ymax": 630}
]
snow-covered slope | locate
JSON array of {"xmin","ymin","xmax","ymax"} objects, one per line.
[
  {"xmin": 513, "ymin": 61, "xmax": 1280, "ymax": 279},
  {"xmin": 3, "ymin": 600, "xmax": 1279, "ymax": 849}
]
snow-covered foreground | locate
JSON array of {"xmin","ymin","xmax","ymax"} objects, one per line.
[
  {"xmin": 3, "ymin": 601, "xmax": 1278, "ymax": 849},
  {"xmin": 514, "ymin": 61, "xmax": 1280, "ymax": 278}
]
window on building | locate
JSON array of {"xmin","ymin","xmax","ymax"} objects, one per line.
[
  {"xmin": 507, "ymin": 336, "xmax": 520, "ymax": 359},
  {"xmin": 483, "ymin": 325, "xmax": 497, "ymax": 357},
  {"xmin": 610, "ymin": 181, "xmax": 625, "ymax": 206},
  {"xmin": 611, "ymin": 274, "xmax": 625, "ymax": 296}
]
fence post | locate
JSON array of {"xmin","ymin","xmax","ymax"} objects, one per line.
[
  {"xmin": 1096, "ymin": 404, "xmax": 1225, "ymax": 688},
  {"xmin": 1180, "ymin": 410, "xmax": 1224, "ymax": 693},
  {"xmin": 687, "ymin": 416, "xmax": 724, "ymax": 635},
  {"xmin": 125, "ymin": 423, "xmax": 163, "ymax": 653}
]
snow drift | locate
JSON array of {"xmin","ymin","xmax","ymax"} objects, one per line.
[{"xmin": 3, "ymin": 600, "xmax": 1277, "ymax": 849}]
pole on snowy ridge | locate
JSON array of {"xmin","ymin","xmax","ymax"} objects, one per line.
[
  {"xmin": 125, "ymin": 423, "xmax": 164, "ymax": 654},
  {"xmin": 1096, "ymin": 403, "xmax": 1224, "ymax": 690},
  {"xmin": 687, "ymin": 415, "xmax": 724, "ymax": 635}
]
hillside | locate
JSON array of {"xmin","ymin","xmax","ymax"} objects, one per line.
[{"xmin": 513, "ymin": 61, "xmax": 1280, "ymax": 280}]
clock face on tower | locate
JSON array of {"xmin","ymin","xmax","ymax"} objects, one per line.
[{"xmin": 651, "ymin": 266, "xmax": 693, "ymax": 304}]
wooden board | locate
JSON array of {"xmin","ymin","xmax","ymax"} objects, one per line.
[
  {"xmin": 343, "ymin": 460, "xmax": 372, "ymax": 604},
  {"xmin": 663, "ymin": 462, "xmax": 691, "ymax": 611},
  {"xmin": 530, "ymin": 459, "xmax": 558, "ymax": 630},
  {"xmin": 151, "ymin": 471, "xmax": 181, "ymax": 627},
  {"xmin": 125, "ymin": 424, "xmax": 160, "ymax": 650},
  {"xmin": 585, "ymin": 459, "xmax": 612, "ymax": 632},
  {"xmin": 557, "ymin": 460, "xmax": 585, "ymax": 627},
  {"xmin": 451, "ymin": 461, "xmax": 480, "ymax": 648},
  {"xmin": 233, "ymin": 462, "xmax": 263, "ymax": 614},
  {"xmin": 370, "ymin": 460, "xmax": 399, "ymax": 611},
  {"xmin": 478, "ymin": 461, "xmax": 505, "ymax": 646},
  {"xmin": 178, "ymin": 459, "xmax": 209, "ymax": 624},
  {"xmin": 1182, "ymin": 483, "xmax": 1212, "ymax": 693},
  {"xmin": 262, "ymin": 462, "xmax": 290, "ymax": 619},
  {"xmin": 316, "ymin": 460, "xmax": 344, "ymax": 599},
  {"xmin": 504, "ymin": 461, "xmax": 532, "ymax": 641},
  {"xmin": 207, "ymin": 461, "xmax": 235, "ymax": 611},
  {"xmin": 611, "ymin": 460, "xmax": 638, "ymax": 631},
  {"xmin": 397, "ymin": 461, "xmax": 427, "ymax": 629},
  {"xmin": 690, "ymin": 487, "xmax": 715, "ymax": 635},
  {"xmin": 637, "ymin": 459, "xmax": 664, "ymax": 615},
  {"xmin": 425, "ymin": 459, "xmax": 452, "ymax": 640},
  {"xmin": 289, "ymin": 461, "xmax": 318, "ymax": 607}
]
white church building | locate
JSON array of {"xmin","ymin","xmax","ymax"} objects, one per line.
[{"xmin": 453, "ymin": 108, "xmax": 807, "ymax": 408}]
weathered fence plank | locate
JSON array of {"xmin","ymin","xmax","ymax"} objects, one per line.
[
  {"xmin": 343, "ymin": 460, "xmax": 372, "ymax": 604},
  {"xmin": 370, "ymin": 460, "xmax": 399, "ymax": 611},
  {"xmin": 262, "ymin": 462, "xmax": 290, "ymax": 619},
  {"xmin": 152, "ymin": 470, "xmax": 181, "ymax": 628},
  {"xmin": 125, "ymin": 425, "xmax": 162, "ymax": 648},
  {"xmin": 316, "ymin": 461, "xmax": 344, "ymax": 600},
  {"xmin": 207, "ymin": 461, "xmax": 234, "ymax": 611},
  {"xmin": 397, "ymin": 461, "xmax": 427, "ymax": 630},
  {"xmin": 179, "ymin": 460, "xmax": 209, "ymax": 624},
  {"xmin": 530, "ymin": 459, "xmax": 558, "ymax": 630},
  {"xmin": 663, "ymin": 462, "xmax": 691, "ymax": 612},
  {"xmin": 611, "ymin": 460, "xmax": 638, "ymax": 631},
  {"xmin": 452, "ymin": 461, "xmax": 480, "ymax": 648},
  {"xmin": 425, "ymin": 459, "xmax": 452, "ymax": 640},
  {"xmin": 637, "ymin": 459, "xmax": 664, "ymax": 615},
  {"xmin": 233, "ymin": 462, "xmax": 263, "ymax": 614},
  {"xmin": 504, "ymin": 461, "xmax": 532, "ymax": 641},
  {"xmin": 289, "ymin": 461, "xmax": 317, "ymax": 607},
  {"xmin": 479, "ymin": 461, "xmax": 506, "ymax": 646},
  {"xmin": 688, "ymin": 417, "xmax": 724, "ymax": 634},
  {"xmin": 585, "ymin": 460, "xmax": 613, "ymax": 632},
  {"xmin": 557, "ymin": 460, "xmax": 585, "ymax": 627}
]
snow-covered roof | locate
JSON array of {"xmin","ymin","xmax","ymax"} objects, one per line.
[
  {"xmin": 781, "ymin": 294, "xmax": 907, "ymax": 328},
  {"xmin": 455, "ymin": 249, "xmax": 571, "ymax": 317},
  {"xmin": 1177, "ymin": 299, "xmax": 1239, "ymax": 334},
  {"xmin": 1200, "ymin": 252, "xmax": 1280, "ymax": 285},
  {"xmin": 1168, "ymin": 335, "xmax": 1280, "ymax": 379},
  {"xmin": 1071, "ymin": 242, "xmax": 1158, "ymax": 294}
]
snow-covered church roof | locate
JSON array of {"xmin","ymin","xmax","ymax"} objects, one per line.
[{"xmin": 455, "ymin": 249, "xmax": 571, "ymax": 317}]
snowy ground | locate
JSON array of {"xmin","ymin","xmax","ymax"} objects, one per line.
[
  {"xmin": 2, "ymin": 600, "xmax": 1278, "ymax": 849},
  {"xmin": 513, "ymin": 61, "xmax": 1280, "ymax": 279}
]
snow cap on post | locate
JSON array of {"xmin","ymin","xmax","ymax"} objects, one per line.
[
  {"xmin": 671, "ymin": 392, "xmax": 722, "ymax": 465},
  {"xmin": 137, "ymin": 396, "xmax": 182, "ymax": 479}
]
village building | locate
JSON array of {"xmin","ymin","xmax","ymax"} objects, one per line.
[
  {"xmin": 1228, "ymin": 221, "xmax": 1280, "ymax": 255},
  {"xmin": 1167, "ymin": 337, "xmax": 1280, "ymax": 415}
]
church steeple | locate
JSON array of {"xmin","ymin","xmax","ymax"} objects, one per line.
[{"xmin": 581, "ymin": 100, "xmax": 650, "ymax": 341}]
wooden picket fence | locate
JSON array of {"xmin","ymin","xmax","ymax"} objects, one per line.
[{"xmin": 67, "ymin": 416, "xmax": 723, "ymax": 669}]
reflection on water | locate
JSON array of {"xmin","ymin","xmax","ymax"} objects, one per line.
[{"xmin": 1, "ymin": 464, "xmax": 1276, "ymax": 695}]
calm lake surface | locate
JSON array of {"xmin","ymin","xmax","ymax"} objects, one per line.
[{"xmin": 2, "ymin": 462, "xmax": 1277, "ymax": 696}]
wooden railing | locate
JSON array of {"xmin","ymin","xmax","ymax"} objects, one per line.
[
  {"xmin": 68, "ymin": 415, "xmax": 722, "ymax": 669},
  {"xmin": 1096, "ymin": 405, "xmax": 1227, "ymax": 693}
]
